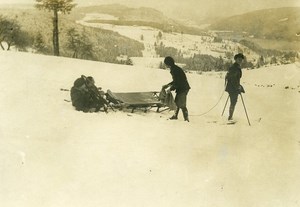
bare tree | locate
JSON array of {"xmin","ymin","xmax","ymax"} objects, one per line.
[
  {"xmin": 35, "ymin": 0, "xmax": 76, "ymax": 56},
  {"xmin": 33, "ymin": 32, "xmax": 50, "ymax": 54},
  {"xmin": 66, "ymin": 28, "xmax": 94, "ymax": 60},
  {"xmin": 0, "ymin": 15, "xmax": 31, "ymax": 51}
]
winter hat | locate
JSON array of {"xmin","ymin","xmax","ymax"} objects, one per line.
[
  {"xmin": 234, "ymin": 53, "xmax": 245, "ymax": 60},
  {"xmin": 86, "ymin": 76, "xmax": 95, "ymax": 84},
  {"xmin": 164, "ymin": 56, "xmax": 175, "ymax": 66},
  {"xmin": 73, "ymin": 77, "xmax": 86, "ymax": 87}
]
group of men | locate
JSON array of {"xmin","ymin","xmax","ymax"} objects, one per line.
[
  {"xmin": 162, "ymin": 53, "xmax": 245, "ymax": 122},
  {"xmin": 70, "ymin": 53, "xmax": 245, "ymax": 122}
]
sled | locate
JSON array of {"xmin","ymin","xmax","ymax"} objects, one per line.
[{"xmin": 106, "ymin": 90, "xmax": 170, "ymax": 113}]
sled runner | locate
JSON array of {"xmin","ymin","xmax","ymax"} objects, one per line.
[{"xmin": 106, "ymin": 90, "xmax": 171, "ymax": 113}]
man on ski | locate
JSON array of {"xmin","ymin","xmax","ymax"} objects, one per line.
[
  {"xmin": 162, "ymin": 56, "xmax": 191, "ymax": 122},
  {"xmin": 225, "ymin": 53, "xmax": 245, "ymax": 120}
]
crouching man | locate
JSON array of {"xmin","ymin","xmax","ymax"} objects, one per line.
[{"xmin": 70, "ymin": 75, "xmax": 107, "ymax": 113}]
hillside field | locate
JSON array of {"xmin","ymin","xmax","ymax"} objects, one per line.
[{"xmin": 0, "ymin": 51, "xmax": 300, "ymax": 207}]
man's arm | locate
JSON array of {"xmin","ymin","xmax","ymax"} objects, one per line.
[{"xmin": 162, "ymin": 81, "xmax": 173, "ymax": 89}]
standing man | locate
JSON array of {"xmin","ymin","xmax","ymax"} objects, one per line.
[
  {"xmin": 225, "ymin": 53, "xmax": 245, "ymax": 120},
  {"xmin": 162, "ymin": 56, "xmax": 191, "ymax": 122}
]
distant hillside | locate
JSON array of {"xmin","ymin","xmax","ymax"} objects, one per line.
[
  {"xmin": 209, "ymin": 7, "xmax": 300, "ymax": 41},
  {"xmin": 73, "ymin": 4, "xmax": 170, "ymax": 23},
  {"xmin": 72, "ymin": 4, "xmax": 206, "ymax": 35},
  {"xmin": 0, "ymin": 7, "xmax": 144, "ymax": 63}
]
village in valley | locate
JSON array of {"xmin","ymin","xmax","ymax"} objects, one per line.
[{"xmin": 77, "ymin": 12, "xmax": 297, "ymax": 71}]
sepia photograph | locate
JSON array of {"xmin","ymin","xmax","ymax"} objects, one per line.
[{"xmin": 0, "ymin": 0, "xmax": 300, "ymax": 206}]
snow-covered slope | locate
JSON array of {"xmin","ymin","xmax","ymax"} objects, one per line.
[
  {"xmin": 1, "ymin": 51, "xmax": 300, "ymax": 207},
  {"xmin": 77, "ymin": 19, "xmax": 259, "ymax": 68}
]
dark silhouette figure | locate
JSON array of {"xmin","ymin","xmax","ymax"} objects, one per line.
[
  {"xmin": 162, "ymin": 56, "xmax": 191, "ymax": 122},
  {"xmin": 225, "ymin": 53, "xmax": 245, "ymax": 120}
]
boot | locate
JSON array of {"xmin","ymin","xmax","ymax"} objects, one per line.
[
  {"xmin": 170, "ymin": 108, "xmax": 179, "ymax": 120},
  {"xmin": 182, "ymin": 107, "xmax": 189, "ymax": 122}
]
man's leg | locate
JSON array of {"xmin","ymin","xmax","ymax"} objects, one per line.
[
  {"xmin": 175, "ymin": 90, "xmax": 189, "ymax": 121},
  {"xmin": 170, "ymin": 108, "xmax": 180, "ymax": 119},
  {"xmin": 228, "ymin": 92, "xmax": 238, "ymax": 120},
  {"xmin": 182, "ymin": 107, "xmax": 189, "ymax": 122},
  {"xmin": 170, "ymin": 93, "xmax": 180, "ymax": 120}
]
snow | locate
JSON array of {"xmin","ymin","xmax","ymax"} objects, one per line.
[
  {"xmin": 82, "ymin": 13, "xmax": 119, "ymax": 21},
  {"xmin": 1, "ymin": 51, "xmax": 300, "ymax": 207}
]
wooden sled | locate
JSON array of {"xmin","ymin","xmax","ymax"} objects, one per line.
[{"xmin": 106, "ymin": 90, "xmax": 170, "ymax": 113}]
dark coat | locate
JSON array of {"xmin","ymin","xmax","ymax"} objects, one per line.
[
  {"xmin": 71, "ymin": 84, "xmax": 93, "ymax": 111},
  {"xmin": 168, "ymin": 64, "xmax": 191, "ymax": 93},
  {"xmin": 70, "ymin": 78, "xmax": 105, "ymax": 112},
  {"xmin": 225, "ymin": 62, "xmax": 242, "ymax": 93}
]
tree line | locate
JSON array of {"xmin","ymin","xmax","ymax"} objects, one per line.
[
  {"xmin": 0, "ymin": 15, "xmax": 31, "ymax": 51},
  {"xmin": 239, "ymin": 39, "xmax": 298, "ymax": 64},
  {"xmin": 0, "ymin": 0, "xmax": 144, "ymax": 65},
  {"xmin": 155, "ymin": 42, "xmax": 255, "ymax": 72},
  {"xmin": 87, "ymin": 19, "xmax": 206, "ymax": 36}
]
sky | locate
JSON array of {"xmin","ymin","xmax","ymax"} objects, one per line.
[{"xmin": 1, "ymin": 0, "xmax": 300, "ymax": 19}]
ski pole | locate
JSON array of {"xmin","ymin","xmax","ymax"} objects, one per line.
[
  {"xmin": 221, "ymin": 95, "xmax": 229, "ymax": 116},
  {"xmin": 240, "ymin": 93, "xmax": 251, "ymax": 126}
]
